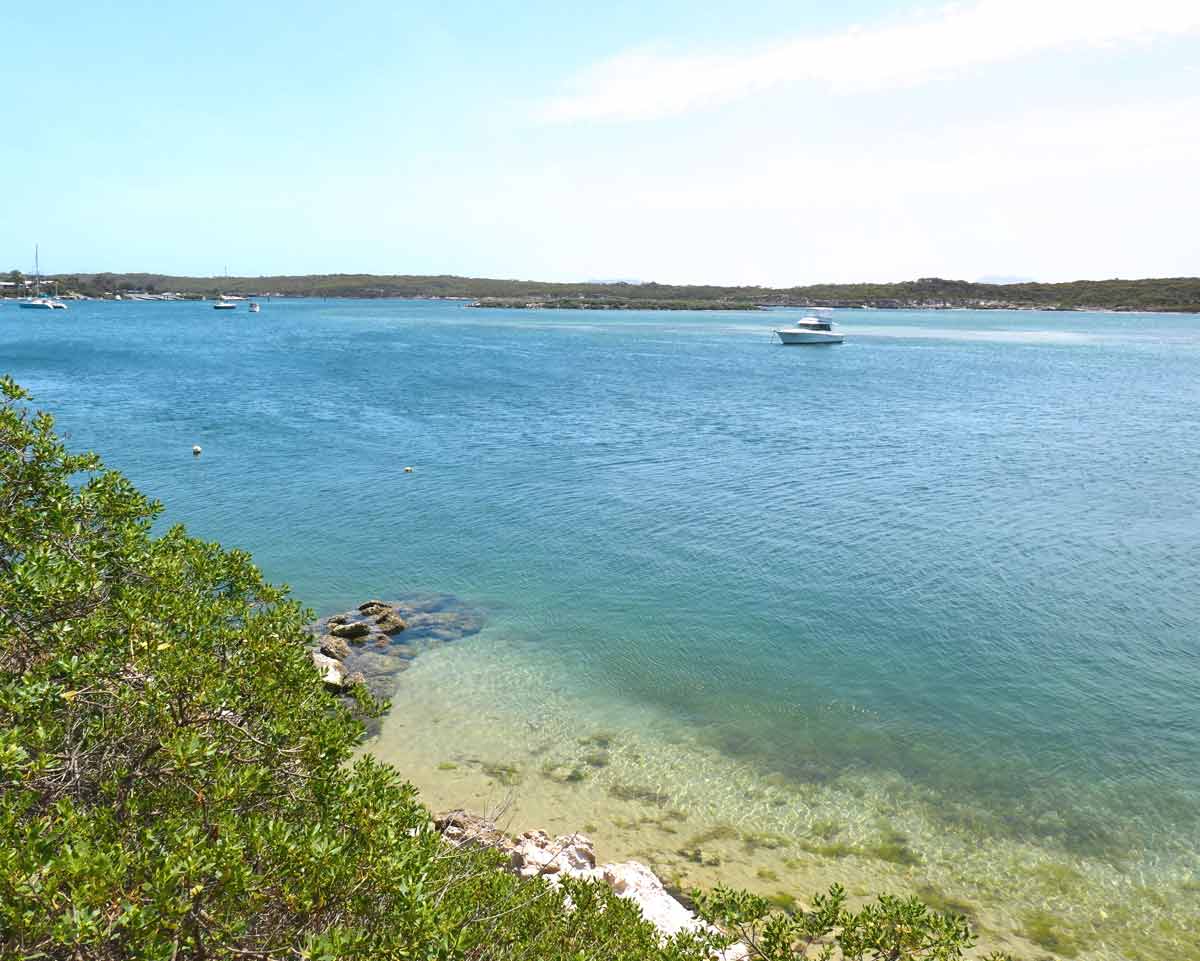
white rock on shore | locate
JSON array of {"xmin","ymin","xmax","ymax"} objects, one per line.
[
  {"xmin": 602, "ymin": 860, "xmax": 701, "ymax": 939},
  {"xmin": 311, "ymin": 650, "xmax": 345, "ymax": 689},
  {"xmin": 512, "ymin": 829, "xmax": 597, "ymax": 878},
  {"xmin": 498, "ymin": 825, "xmax": 746, "ymax": 957}
]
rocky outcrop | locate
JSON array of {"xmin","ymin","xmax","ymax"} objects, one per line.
[
  {"xmin": 305, "ymin": 593, "xmax": 484, "ymax": 706},
  {"xmin": 311, "ymin": 651, "xmax": 346, "ymax": 690},
  {"xmin": 434, "ymin": 812, "xmax": 743, "ymax": 955},
  {"xmin": 603, "ymin": 861, "xmax": 702, "ymax": 939},
  {"xmin": 435, "ymin": 809, "xmax": 516, "ymax": 854},
  {"xmin": 511, "ymin": 830, "xmax": 597, "ymax": 878},
  {"xmin": 319, "ymin": 635, "xmax": 352, "ymax": 660},
  {"xmin": 329, "ymin": 620, "xmax": 371, "ymax": 640}
]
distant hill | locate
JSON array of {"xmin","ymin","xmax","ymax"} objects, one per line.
[{"xmin": 19, "ymin": 271, "xmax": 1200, "ymax": 312}]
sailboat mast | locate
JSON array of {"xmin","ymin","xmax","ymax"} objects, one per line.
[{"xmin": 34, "ymin": 245, "xmax": 40, "ymax": 296}]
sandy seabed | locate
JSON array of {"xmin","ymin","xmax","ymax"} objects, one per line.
[{"xmin": 361, "ymin": 628, "xmax": 1200, "ymax": 961}]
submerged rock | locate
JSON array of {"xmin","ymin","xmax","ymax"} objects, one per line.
[
  {"xmin": 375, "ymin": 611, "xmax": 407, "ymax": 634},
  {"xmin": 401, "ymin": 609, "xmax": 481, "ymax": 640},
  {"xmin": 349, "ymin": 649, "xmax": 403, "ymax": 673}
]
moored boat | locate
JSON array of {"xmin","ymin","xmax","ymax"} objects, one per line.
[
  {"xmin": 248, "ymin": 302, "xmax": 260, "ymax": 313},
  {"xmin": 18, "ymin": 246, "xmax": 68, "ymax": 310},
  {"xmin": 775, "ymin": 315, "xmax": 843, "ymax": 345}
]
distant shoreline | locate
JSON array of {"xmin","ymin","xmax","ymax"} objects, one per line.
[
  {"xmin": 6, "ymin": 294, "xmax": 1197, "ymax": 314},
  {"xmin": 4, "ymin": 271, "xmax": 1199, "ymax": 313}
]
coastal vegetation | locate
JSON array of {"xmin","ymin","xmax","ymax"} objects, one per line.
[
  {"xmin": 0, "ymin": 376, "xmax": 1016, "ymax": 959},
  {"xmin": 4, "ymin": 270, "xmax": 1200, "ymax": 312}
]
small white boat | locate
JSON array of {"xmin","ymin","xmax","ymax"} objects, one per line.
[
  {"xmin": 248, "ymin": 302, "xmax": 260, "ymax": 313},
  {"xmin": 18, "ymin": 246, "xmax": 68, "ymax": 310},
  {"xmin": 775, "ymin": 315, "xmax": 843, "ymax": 345},
  {"xmin": 19, "ymin": 295, "xmax": 67, "ymax": 309},
  {"xmin": 213, "ymin": 298, "xmax": 237, "ymax": 310}
]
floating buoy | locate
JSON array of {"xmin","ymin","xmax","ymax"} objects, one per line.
[
  {"xmin": 403, "ymin": 466, "xmax": 414, "ymax": 473},
  {"xmin": 192, "ymin": 445, "xmax": 202, "ymax": 456}
]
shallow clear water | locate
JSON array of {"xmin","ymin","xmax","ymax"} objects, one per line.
[{"xmin": 4, "ymin": 299, "xmax": 1199, "ymax": 957}]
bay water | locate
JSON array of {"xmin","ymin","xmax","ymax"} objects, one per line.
[{"xmin": 4, "ymin": 299, "xmax": 1198, "ymax": 958}]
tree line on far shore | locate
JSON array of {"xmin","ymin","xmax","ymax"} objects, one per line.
[{"xmin": 5, "ymin": 269, "xmax": 1200, "ymax": 311}]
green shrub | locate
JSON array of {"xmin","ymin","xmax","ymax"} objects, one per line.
[{"xmin": 694, "ymin": 885, "xmax": 1013, "ymax": 961}]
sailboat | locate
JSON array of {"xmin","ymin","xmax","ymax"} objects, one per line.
[
  {"xmin": 19, "ymin": 246, "xmax": 67, "ymax": 310},
  {"xmin": 213, "ymin": 264, "xmax": 241, "ymax": 309}
]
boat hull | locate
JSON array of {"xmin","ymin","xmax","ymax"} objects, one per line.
[
  {"xmin": 776, "ymin": 329, "xmax": 843, "ymax": 345},
  {"xmin": 19, "ymin": 301, "xmax": 54, "ymax": 310}
]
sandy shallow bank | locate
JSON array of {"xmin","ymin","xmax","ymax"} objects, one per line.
[{"xmin": 315, "ymin": 595, "xmax": 1198, "ymax": 961}]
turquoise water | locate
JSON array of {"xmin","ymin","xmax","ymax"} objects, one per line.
[{"xmin": 4, "ymin": 299, "xmax": 1199, "ymax": 955}]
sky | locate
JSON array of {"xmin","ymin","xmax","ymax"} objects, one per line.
[{"xmin": 2, "ymin": 0, "xmax": 1198, "ymax": 286}]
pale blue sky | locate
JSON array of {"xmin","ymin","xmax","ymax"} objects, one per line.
[{"xmin": 3, "ymin": 0, "xmax": 1198, "ymax": 284}]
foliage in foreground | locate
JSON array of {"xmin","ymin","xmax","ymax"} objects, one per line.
[
  {"xmin": 0, "ymin": 376, "xmax": 1009, "ymax": 960},
  {"xmin": 695, "ymin": 886, "xmax": 1013, "ymax": 961}
]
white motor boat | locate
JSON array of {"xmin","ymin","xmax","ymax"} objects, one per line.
[
  {"xmin": 775, "ymin": 315, "xmax": 843, "ymax": 345},
  {"xmin": 213, "ymin": 298, "xmax": 237, "ymax": 310},
  {"xmin": 248, "ymin": 302, "xmax": 260, "ymax": 313}
]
